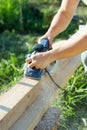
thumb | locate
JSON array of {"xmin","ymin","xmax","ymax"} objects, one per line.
[
  {"xmin": 28, "ymin": 61, "xmax": 36, "ymax": 69},
  {"xmin": 26, "ymin": 57, "xmax": 32, "ymax": 64}
]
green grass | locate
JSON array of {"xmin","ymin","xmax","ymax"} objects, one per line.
[
  {"xmin": 57, "ymin": 97, "xmax": 87, "ymax": 130},
  {"xmin": 52, "ymin": 65, "xmax": 87, "ymax": 130}
]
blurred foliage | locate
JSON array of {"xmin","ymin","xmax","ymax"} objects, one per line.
[
  {"xmin": 0, "ymin": 30, "xmax": 34, "ymax": 60},
  {"xmin": 0, "ymin": 53, "xmax": 21, "ymax": 93},
  {"xmin": 0, "ymin": 0, "xmax": 20, "ymax": 32},
  {"xmin": 0, "ymin": 0, "xmax": 44, "ymax": 33},
  {"xmin": 0, "ymin": 0, "xmax": 86, "ymax": 35},
  {"xmin": 22, "ymin": 3, "xmax": 43, "ymax": 33},
  {"xmin": 61, "ymin": 65, "xmax": 87, "ymax": 115}
]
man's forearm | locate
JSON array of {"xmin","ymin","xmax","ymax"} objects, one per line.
[
  {"xmin": 46, "ymin": 0, "xmax": 80, "ymax": 39},
  {"xmin": 46, "ymin": 29, "xmax": 87, "ymax": 62},
  {"xmin": 46, "ymin": 9, "xmax": 73, "ymax": 38}
]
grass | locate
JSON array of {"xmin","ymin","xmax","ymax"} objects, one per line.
[
  {"xmin": 57, "ymin": 97, "xmax": 87, "ymax": 130},
  {"xmin": 52, "ymin": 65, "xmax": 87, "ymax": 130}
]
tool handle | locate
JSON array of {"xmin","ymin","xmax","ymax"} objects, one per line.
[
  {"xmin": 40, "ymin": 38, "xmax": 49, "ymax": 49},
  {"xmin": 32, "ymin": 38, "xmax": 49, "ymax": 70},
  {"xmin": 33, "ymin": 38, "xmax": 49, "ymax": 53}
]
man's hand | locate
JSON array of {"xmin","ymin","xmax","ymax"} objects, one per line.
[{"xmin": 26, "ymin": 52, "xmax": 51, "ymax": 69}]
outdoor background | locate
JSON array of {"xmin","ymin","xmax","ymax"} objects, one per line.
[{"xmin": 0, "ymin": 0, "xmax": 87, "ymax": 129}]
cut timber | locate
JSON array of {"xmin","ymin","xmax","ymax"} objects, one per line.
[
  {"xmin": 0, "ymin": 56, "xmax": 81, "ymax": 130},
  {"xmin": 0, "ymin": 77, "xmax": 41, "ymax": 130},
  {"xmin": 9, "ymin": 55, "xmax": 81, "ymax": 130}
]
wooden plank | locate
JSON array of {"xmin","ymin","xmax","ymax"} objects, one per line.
[
  {"xmin": 10, "ymin": 75, "xmax": 59, "ymax": 130},
  {"xmin": 10, "ymin": 55, "xmax": 81, "ymax": 130},
  {"xmin": 0, "ymin": 77, "xmax": 40, "ymax": 130}
]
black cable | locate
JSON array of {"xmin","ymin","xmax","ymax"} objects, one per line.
[{"xmin": 45, "ymin": 68, "xmax": 64, "ymax": 90}]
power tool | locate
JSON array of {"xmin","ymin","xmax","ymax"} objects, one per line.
[{"xmin": 24, "ymin": 38, "xmax": 50, "ymax": 80}]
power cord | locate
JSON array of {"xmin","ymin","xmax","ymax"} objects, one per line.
[{"xmin": 45, "ymin": 68, "xmax": 64, "ymax": 90}]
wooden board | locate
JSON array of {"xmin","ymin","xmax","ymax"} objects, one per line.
[
  {"xmin": 9, "ymin": 55, "xmax": 81, "ymax": 130},
  {"xmin": 0, "ymin": 77, "xmax": 40, "ymax": 130}
]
